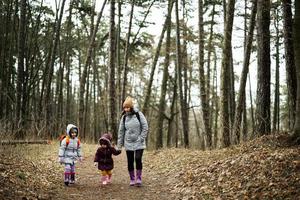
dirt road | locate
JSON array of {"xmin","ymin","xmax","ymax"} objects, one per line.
[{"xmin": 54, "ymin": 150, "xmax": 175, "ymax": 200}]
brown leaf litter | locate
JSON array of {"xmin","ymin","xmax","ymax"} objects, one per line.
[
  {"xmin": 145, "ymin": 134, "xmax": 300, "ymax": 199},
  {"xmin": 0, "ymin": 134, "xmax": 299, "ymax": 200}
]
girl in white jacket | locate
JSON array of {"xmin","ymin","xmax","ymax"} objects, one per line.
[{"xmin": 58, "ymin": 124, "xmax": 83, "ymax": 186}]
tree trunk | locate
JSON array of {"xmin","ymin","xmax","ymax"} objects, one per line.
[
  {"xmin": 282, "ymin": 0, "xmax": 297, "ymax": 131},
  {"xmin": 65, "ymin": 0, "xmax": 73, "ymax": 123},
  {"xmin": 182, "ymin": 0, "xmax": 190, "ymax": 148},
  {"xmin": 121, "ymin": 0, "xmax": 135, "ymax": 104},
  {"xmin": 242, "ymin": 97, "xmax": 248, "ymax": 141},
  {"xmin": 220, "ymin": 0, "xmax": 236, "ymax": 147},
  {"xmin": 0, "ymin": 1, "xmax": 14, "ymax": 121},
  {"xmin": 167, "ymin": 75, "xmax": 178, "ymax": 147},
  {"xmin": 212, "ymin": 50, "xmax": 219, "ymax": 148},
  {"xmin": 142, "ymin": 2, "xmax": 174, "ymax": 116},
  {"xmin": 255, "ymin": 0, "xmax": 271, "ymax": 136},
  {"xmin": 233, "ymin": 0, "xmax": 257, "ymax": 144},
  {"xmin": 116, "ymin": 1, "xmax": 122, "ymax": 112},
  {"xmin": 156, "ymin": 0, "xmax": 172, "ymax": 149},
  {"xmin": 44, "ymin": 0, "xmax": 66, "ymax": 135},
  {"xmin": 272, "ymin": 7, "xmax": 280, "ymax": 133},
  {"xmin": 206, "ymin": 3, "xmax": 216, "ymax": 141},
  {"xmin": 79, "ymin": 0, "xmax": 106, "ymax": 139},
  {"xmin": 175, "ymin": 0, "xmax": 189, "ymax": 148},
  {"xmin": 56, "ymin": 61, "xmax": 64, "ymax": 135},
  {"xmin": 198, "ymin": 0, "xmax": 212, "ymax": 148},
  {"xmin": 15, "ymin": 0, "xmax": 26, "ymax": 138},
  {"xmin": 248, "ymin": 73, "xmax": 255, "ymax": 138},
  {"xmin": 229, "ymin": 49, "xmax": 235, "ymax": 130},
  {"xmin": 108, "ymin": 0, "xmax": 118, "ymax": 140},
  {"xmin": 293, "ymin": 0, "xmax": 300, "ymax": 141}
]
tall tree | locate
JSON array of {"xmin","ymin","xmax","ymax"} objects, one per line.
[
  {"xmin": 108, "ymin": 0, "xmax": 118, "ymax": 140},
  {"xmin": 121, "ymin": 0, "xmax": 135, "ymax": 104},
  {"xmin": 65, "ymin": 0, "xmax": 74, "ymax": 123},
  {"xmin": 43, "ymin": 0, "xmax": 67, "ymax": 136},
  {"xmin": 282, "ymin": 0, "xmax": 297, "ymax": 130},
  {"xmin": 15, "ymin": 0, "xmax": 27, "ymax": 138},
  {"xmin": 175, "ymin": 0, "xmax": 189, "ymax": 148},
  {"xmin": 293, "ymin": 0, "xmax": 300, "ymax": 142},
  {"xmin": 156, "ymin": 0, "xmax": 173, "ymax": 149},
  {"xmin": 79, "ymin": 0, "xmax": 106, "ymax": 139},
  {"xmin": 220, "ymin": 0, "xmax": 236, "ymax": 147},
  {"xmin": 142, "ymin": 2, "xmax": 174, "ymax": 116},
  {"xmin": 272, "ymin": 4, "xmax": 280, "ymax": 133},
  {"xmin": 212, "ymin": 50, "xmax": 219, "ymax": 148},
  {"xmin": 233, "ymin": 0, "xmax": 257, "ymax": 144},
  {"xmin": 181, "ymin": 0, "xmax": 190, "ymax": 147},
  {"xmin": 116, "ymin": 1, "xmax": 122, "ymax": 112},
  {"xmin": 255, "ymin": 0, "xmax": 271, "ymax": 136},
  {"xmin": 198, "ymin": 0, "xmax": 211, "ymax": 148},
  {"xmin": 206, "ymin": 2, "xmax": 217, "ymax": 146}
]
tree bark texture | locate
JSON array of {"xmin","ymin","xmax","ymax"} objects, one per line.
[
  {"xmin": 198, "ymin": 0, "xmax": 212, "ymax": 148},
  {"xmin": 121, "ymin": 0, "xmax": 135, "ymax": 104},
  {"xmin": 255, "ymin": 0, "xmax": 271, "ymax": 136},
  {"xmin": 15, "ymin": 0, "xmax": 27, "ymax": 138},
  {"xmin": 156, "ymin": 0, "xmax": 172, "ymax": 149},
  {"xmin": 175, "ymin": 0, "xmax": 189, "ymax": 148},
  {"xmin": 79, "ymin": 0, "xmax": 106, "ymax": 139},
  {"xmin": 233, "ymin": 0, "xmax": 257, "ymax": 144},
  {"xmin": 282, "ymin": 0, "xmax": 297, "ymax": 130},
  {"xmin": 272, "ymin": 8, "xmax": 280, "ymax": 133},
  {"xmin": 44, "ymin": 0, "xmax": 66, "ymax": 136},
  {"xmin": 220, "ymin": 0, "xmax": 236, "ymax": 147},
  {"xmin": 293, "ymin": 0, "xmax": 300, "ymax": 140},
  {"xmin": 108, "ymin": 0, "xmax": 118, "ymax": 140}
]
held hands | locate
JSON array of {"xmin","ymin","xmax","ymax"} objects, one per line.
[
  {"xmin": 78, "ymin": 157, "xmax": 83, "ymax": 162},
  {"xmin": 115, "ymin": 146, "xmax": 122, "ymax": 153},
  {"xmin": 58, "ymin": 157, "xmax": 64, "ymax": 164},
  {"xmin": 116, "ymin": 145, "xmax": 122, "ymax": 151},
  {"xmin": 94, "ymin": 162, "xmax": 98, "ymax": 167}
]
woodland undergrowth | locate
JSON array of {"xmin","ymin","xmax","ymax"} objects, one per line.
[
  {"xmin": 145, "ymin": 134, "xmax": 300, "ymax": 199},
  {"xmin": 0, "ymin": 135, "xmax": 299, "ymax": 200}
]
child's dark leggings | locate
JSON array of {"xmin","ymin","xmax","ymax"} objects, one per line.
[{"xmin": 126, "ymin": 149, "xmax": 144, "ymax": 171}]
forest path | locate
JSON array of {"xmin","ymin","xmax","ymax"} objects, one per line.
[
  {"xmin": 1, "ymin": 135, "xmax": 300, "ymax": 199},
  {"xmin": 55, "ymin": 146, "xmax": 175, "ymax": 200}
]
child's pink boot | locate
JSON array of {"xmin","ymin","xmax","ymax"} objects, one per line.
[
  {"xmin": 101, "ymin": 176, "xmax": 107, "ymax": 185},
  {"xmin": 107, "ymin": 175, "xmax": 112, "ymax": 184}
]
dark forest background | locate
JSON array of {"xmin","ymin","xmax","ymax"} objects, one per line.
[{"xmin": 0, "ymin": 0, "xmax": 300, "ymax": 149}]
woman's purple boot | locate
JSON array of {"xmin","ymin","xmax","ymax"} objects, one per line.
[
  {"xmin": 129, "ymin": 171, "xmax": 135, "ymax": 186},
  {"xmin": 136, "ymin": 170, "xmax": 142, "ymax": 186}
]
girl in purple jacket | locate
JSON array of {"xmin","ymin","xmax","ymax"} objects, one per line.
[{"xmin": 94, "ymin": 133, "xmax": 121, "ymax": 185}]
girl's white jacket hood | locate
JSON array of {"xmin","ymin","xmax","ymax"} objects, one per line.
[{"xmin": 66, "ymin": 124, "xmax": 78, "ymax": 137}]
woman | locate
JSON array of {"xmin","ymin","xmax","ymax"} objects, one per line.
[{"xmin": 117, "ymin": 96, "xmax": 148, "ymax": 186}]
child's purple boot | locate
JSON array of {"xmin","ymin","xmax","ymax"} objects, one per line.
[
  {"xmin": 70, "ymin": 173, "xmax": 75, "ymax": 184},
  {"xmin": 64, "ymin": 173, "xmax": 70, "ymax": 186}
]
